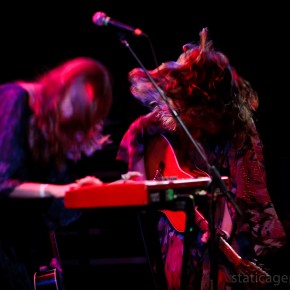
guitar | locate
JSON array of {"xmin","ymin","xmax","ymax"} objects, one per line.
[
  {"xmin": 34, "ymin": 267, "xmax": 61, "ymax": 290},
  {"xmin": 34, "ymin": 231, "xmax": 64, "ymax": 290},
  {"xmin": 144, "ymin": 134, "xmax": 271, "ymax": 287}
]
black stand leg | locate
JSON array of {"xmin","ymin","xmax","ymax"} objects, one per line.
[
  {"xmin": 179, "ymin": 195, "xmax": 196, "ymax": 290},
  {"xmin": 208, "ymin": 185, "xmax": 218, "ymax": 290}
]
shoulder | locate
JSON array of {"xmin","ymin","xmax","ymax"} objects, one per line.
[
  {"xmin": 127, "ymin": 111, "xmax": 163, "ymax": 134},
  {"xmin": 0, "ymin": 83, "xmax": 31, "ymax": 126},
  {"xmin": 0, "ymin": 82, "xmax": 27, "ymax": 95},
  {"xmin": 0, "ymin": 83, "xmax": 28, "ymax": 107},
  {"xmin": 116, "ymin": 113, "xmax": 160, "ymax": 162}
]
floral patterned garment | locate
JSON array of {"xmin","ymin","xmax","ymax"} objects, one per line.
[{"xmin": 117, "ymin": 112, "xmax": 287, "ymax": 289}]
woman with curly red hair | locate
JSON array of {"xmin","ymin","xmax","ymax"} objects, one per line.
[{"xmin": 117, "ymin": 28, "xmax": 287, "ymax": 289}]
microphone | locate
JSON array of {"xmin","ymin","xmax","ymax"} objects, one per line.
[{"xmin": 92, "ymin": 11, "xmax": 146, "ymax": 37}]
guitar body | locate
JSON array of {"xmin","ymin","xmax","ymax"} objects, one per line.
[
  {"xmin": 145, "ymin": 134, "xmax": 207, "ymax": 180},
  {"xmin": 34, "ymin": 267, "xmax": 61, "ymax": 290},
  {"xmin": 34, "ymin": 232, "xmax": 64, "ymax": 290},
  {"xmin": 144, "ymin": 134, "xmax": 193, "ymax": 180},
  {"xmin": 144, "ymin": 134, "xmax": 208, "ymax": 232}
]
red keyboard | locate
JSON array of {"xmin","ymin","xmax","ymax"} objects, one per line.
[{"xmin": 64, "ymin": 177, "xmax": 218, "ymax": 209}]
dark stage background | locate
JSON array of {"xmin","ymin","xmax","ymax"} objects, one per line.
[{"xmin": 0, "ymin": 1, "xmax": 289, "ymax": 289}]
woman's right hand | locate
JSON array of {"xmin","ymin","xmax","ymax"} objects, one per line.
[{"xmin": 48, "ymin": 176, "xmax": 103, "ymax": 198}]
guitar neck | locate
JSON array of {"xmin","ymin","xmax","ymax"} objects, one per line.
[
  {"xmin": 218, "ymin": 236, "xmax": 241, "ymax": 266},
  {"xmin": 49, "ymin": 231, "xmax": 62, "ymax": 264}
]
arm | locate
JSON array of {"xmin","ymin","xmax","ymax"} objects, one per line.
[
  {"xmin": 10, "ymin": 175, "xmax": 103, "ymax": 198},
  {"xmin": 229, "ymin": 134, "xmax": 287, "ymax": 258},
  {"xmin": 9, "ymin": 182, "xmax": 76, "ymax": 198},
  {"xmin": 0, "ymin": 85, "xmax": 30, "ymax": 198}
]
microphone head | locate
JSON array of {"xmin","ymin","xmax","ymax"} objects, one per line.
[{"xmin": 92, "ymin": 11, "xmax": 107, "ymax": 26}]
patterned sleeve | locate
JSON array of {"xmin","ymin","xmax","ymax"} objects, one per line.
[
  {"xmin": 0, "ymin": 84, "xmax": 30, "ymax": 198},
  {"xmin": 229, "ymin": 133, "xmax": 287, "ymax": 257}
]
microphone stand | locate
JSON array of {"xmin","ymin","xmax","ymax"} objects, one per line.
[{"xmin": 117, "ymin": 33, "xmax": 243, "ymax": 290}]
